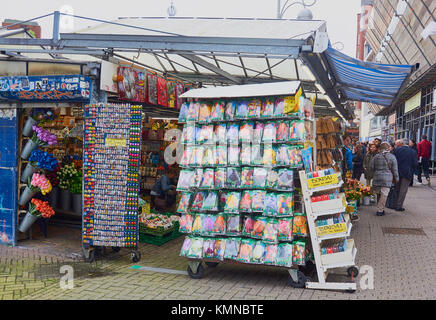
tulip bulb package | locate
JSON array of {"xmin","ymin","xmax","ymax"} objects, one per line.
[
  {"xmin": 248, "ymin": 99, "xmax": 262, "ymax": 118},
  {"xmin": 276, "ymin": 243, "xmax": 293, "ymax": 267},
  {"xmin": 251, "ymin": 241, "xmax": 267, "ymax": 264},
  {"xmin": 198, "ymin": 103, "xmax": 212, "ymax": 123},
  {"xmin": 277, "ymin": 218, "xmax": 293, "ymax": 242},
  {"xmin": 178, "ymin": 102, "xmax": 190, "ymax": 122},
  {"xmin": 226, "ymin": 215, "xmax": 242, "ymax": 236},
  {"xmin": 237, "ymin": 239, "xmax": 255, "ymax": 263},
  {"xmin": 264, "ymin": 244, "xmax": 278, "ymax": 265},
  {"xmin": 224, "ymin": 238, "xmax": 241, "ymax": 260},
  {"xmin": 177, "ymin": 169, "xmax": 194, "ymax": 191},
  {"xmin": 214, "ymin": 124, "xmax": 227, "ymax": 144},
  {"xmin": 239, "ymin": 190, "xmax": 253, "ymax": 212},
  {"xmin": 241, "ymin": 168, "xmax": 254, "ymax": 188},
  {"xmin": 199, "ymin": 168, "xmax": 214, "ymax": 189},
  {"xmin": 225, "ymin": 101, "xmax": 237, "ymax": 120},
  {"xmin": 203, "ymin": 238, "xmax": 216, "ymax": 258},
  {"xmin": 235, "ymin": 100, "xmax": 249, "ymax": 119},
  {"xmin": 251, "ymin": 190, "xmax": 266, "ymax": 212},
  {"xmin": 177, "ymin": 192, "xmax": 193, "ymax": 214},
  {"xmin": 214, "ymin": 168, "xmax": 226, "ymax": 189},
  {"xmin": 226, "ymin": 167, "xmax": 241, "ymax": 188},
  {"xmin": 186, "ymin": 102, "xmax": 200, "ymax": 122},
  {"xmin": 179, "ymin": 214, "xmax": 194, "ymax": 233},
  {"xmin": 224, "ymin": 192, "xmax": 241, "ymax": 213},
  {"xmin": 191, "ymin": 192, "xmax": 206, "ymax": 212},
  {"xmin": 211, "ymin": 101, "xmax": 225, "ymax": 121},
  {"xmin": 228, "ymin": 145, "xmax": 240, "ymax": 166},
  {"xmin": 187, "ymin": 237, "xmax": 204, "ymax": 259},
  {"xmin": 213, "ymin": 238, "xmax": 226, "ymax": 261},
  {"xmin": 240, "ymin": 144, "xmax": 252, "ymax": 166},
  {"xmin": 202, "ymin": 191, "xmax": 219, "ymax": 211},
  {"xmin": 261, "ymin": 98, "xmax": 275, "ymax": 118},
  {"xmin": 239, "ymin": 121, "xmax": 254, "ymax": 143}
]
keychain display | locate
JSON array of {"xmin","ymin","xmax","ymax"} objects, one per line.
[
  {"xmin": 226, "ymin": 167, "xmax": 241, "ymax": 188},
  {"xmin": 226, "ymin": 123, "xmax": 239, "ymax": 144},
  {"xmin": 224, "ymin": 238, "xmax": 241, "ymax": 260},
  {"xmin": 276, "ymin": 243, "xmax": 293, "ymax": 267},
  {"xmin": 202, "ymin": 191, "xmax": 219, "ymax": 211},
  {"xmin": 214, "ymin": 168, "xmax": 226, "ymax": 189},
  {"xmin": 253, "ymin": 123, "xmax": 264, "ymax": 143},
  {"xmin": 263, "ymin": 218, "xmax": 279, "ymax": 243},
  {"xmin": 211, "ymin": 100, "xmax": 225, "ymax": 122},
  {"xmin": 264, "ymin": 243, "xmax": 278, "ymax": 265},
  {"xmin": 292, "ymin": 239, "xmax": 307, "ymax": 265},
  {"xmin": 191, "ymin": 168, "xmax": 203, "ymax": 189},
  {"xmin": 262, "ymin": 122, "xmax": 277, "ymax": 143},
  {"xmin": 177, "ymin": 169, "xmax": 194, "ymax": 190},
  {"xmin": 251, "ymin": 144, "xmax": 263, "ymax": 166},
  {"xmin": 213, "ymin": 238, "xmax": 226, "ymax": 261},
  {"xmin": 263, "ymin": 193, "xmax": 278, "ymax": 216},
  {"xmin": 274, "ymin": 98, "xmax": 284, "ymax": 117},
  {"xmin": 179, "ymin": 214, "xmax": 194, "ymax": 233},
  {"xmin": 248, "ymin": 99, "xmax": 262, "ymax": 118},
  {"xmin": 242, "ymin": 216, "xmax": 255, "ymax": 236},
  {"xmin": 293, "ymin": 213, "xmax": 308, "ymax": 236},
  {"xmin": 261, "ymin": 98, "xmax": 275, "ymax": 118},
  {"xmin": 191, "ymin": 191, "xmax": 206, "ymax": 211},
  {"xmin": 177, "ymin": 192, "xmax": 193, "ymax": 214},
  {"xmin": 199, "ymin": 168, "xmax": 214, "ymax": 189},
  {"xmin": 235, "ymin": 100, "xmax": 249, "ymax": 119},
  {"xmin": 251, "ymin": 241, "xmax": 266, "ymax": 264},
  {"xmin": 228, "ymin": 145, "xmax": 240, "ymax": 166},
  {"xmin": 277, "ymin": 218, "xmax": 293, "ymax": 241},
  {"xmin": 239, "ymin": 190, "xmax": 253, "ymax": 212},
  {"xmin": 289, "ymin": 120, "xmax": 306, "ymax": 141},
  {"xmin": 262, "ymin": 145, "xmax": 276, "ymax": 167},
  {"xmin": 276, "ymin": 193, "xmax": 294, "ymax": 216},
  {"xmin": 225, "ymin": 101, "xmax": 236, "ymax": 120},
  {"xmin": 239, "ymin": 121, "xmax": 254, "ymax": 143},
  {"xmin": 237, "ymin": 238, "xmax": 255, "ymax": 263},
  {"xmin": 253, "ymin": 167, "xmax": 267, "ymax": 188},
  {"xmin": 226, "ymin": 215, "xmax": 242, "ymax": 236},
  {"xmin": 178, "ymin": 102, "xmax": 190, "ymax": 122},
  {"xmin": 214, "ymin": 123, "xmax": 227, "ymax": 144},
  {"xmin": 240, "ymin": 144, "xmax": 251, "ymax": 166},
  {"xmin": 241, "ymin": 167, "xmax": 254, "ymax": 188},
  {"xmin": 198, "ymin": 102, "xmax": 212, "ymax": 123},
  {"xmin": 224, "ymin": 192, "xmax": 241, "ymax": 213},
  {"xmin": 276, "ymin": 121, "xmax": 289, "ymax": 142},
  {"xmin": 202, "ymin": 145, "xmax": 216, "ymax": 166},
  {"xmin": 252, "ymin": 217, "xmax": 267, "ymax": 239},
  {"xmin": 187, "ymin": 237, "xmax": 204, "ymax": 259},
  {"xmin": 203, "ymin": 238, "xmax": 216, "ymax": 258},
  {"xmin": 276, "ymin": 169, "xmax": 294, "ymax": 190},
  {"xmin": 251, "ymin": 190, "xmax": 266, "ymax": 212},
  {"xmin": 186, "ymin": 102, "xmax": 200, "ymax": 122}
]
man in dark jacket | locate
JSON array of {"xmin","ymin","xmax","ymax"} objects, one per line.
[
  {"xmin": 393, "ymin": 138, "xmax": 418, "ymax": 212},
  {"xmin": 417, "ymin": 134, "xmax": 432, "ymax": 186}
]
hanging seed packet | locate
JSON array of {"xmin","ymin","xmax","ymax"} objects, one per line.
[
  {"xmin": 226, "ymin": 167, "xmax": 241, "ymax": 188},
  {"xmin": 187, "ymin": 237, "xmax": 204, "ymax": 259},
  {"xmin": 191, "ymin": 215, "xmax": 203, "ymax": 234},
  {"xmin": 202, "ymin": 145, "xmax": 216, "ymax": 166},
  {"xmin": 253, "ymin": 167, "xmax": 267, "ymax": 188},
  {"xmin": 248, "ymin": 99, "xmax": 262, "ymax": 118},
  {"xmin": 224, "ymin": 192, "xmax": 241, "ymax": 213},
  {"xmin": 251, "ymin": 144, "xmax": 263, "ymax": 166},
  {"xmin": 193, "ymin": 146, "xmax": 205, "ymax": 166},
  {"xmin": 177, "ymin": 192, "xmax": 193, "ymax": 214},
  {"xmin": 224, "ymin": 238, "xmax": 241, "ymax": 260},
  {"xmin": 201, "ymin": 214, "xmax": 215, "ymax": 235},
  {"xmin": 239, "ymin": 190, "xmax": 252, "ymax": 212},
  {"xmin": 177, "ymin": 169, "xmax": 194, "ymax": 190},
  {"xmin": 199, "ymin": 168, "xmax": 215, "ymax": 189},
  {"xmin": 213, "ymin": 238, "xmax": 226, "ymax": 261},
  {"xmin": 293, "ymin": 213, "xmax": 308, "ymax": 236},
  {"xmin": 218, "ymin": 192, "xmax": 227, "ymax": 212},
  {"xmin": 214, "ymin": 168, "xmax": 226, "ymax": 189},
  {"xmin": 265, "ymin": 169, "xmax": 278, "ymax": 189},
  {"xmin": 289, "ymin": 120, "xmax": 306, "ymax": 141},
  {"xmin": 228, "ymin": 145, "xmax": 240, "ymax": 166},
  {"xmin": 276, "ymin": 145, "xmax": 291, "ymax": 166},
  {"xmin": 261, "ymin": 98, "xmax": 275, "ymax": 118},
  {"xmin": 263, "ymin": 218, "xmax": 279, "ymax": 243},
  {"xmin": 190, "ymin": 168, "xmax": 203, "ymax": 189},
  {"xmin": 264, "ymin": 244, "xmax": 278, "ymax": 265},
  {"xmin": 198, "ymin": 125, "xmax": 214, "ymax": 144},
  {"xmin": 235, "ymin": 100, "xmax": 249, "ymax": 119},
  {"xmin": 242, "ymin": 216, "xmax": 255, "ymax": 237},
  {"xmin": 276, "ymin": 193, "xmax": 294, "ymax": 217},
  {"xmin": 241, "ymin": 167, "xmax": 254, "ymax": 188},
  {"xmin": 191, "ymin": 192, "xmax": 206, "ymax": 212},
  {"xmin": 181, "ymin": 146, "xmax": 193, "ymax": 167},
  {"xmin": 211, "ymin": 100, "xmax": 225, "ymax": 122},
  {"xmin": 251, "ymin": 190, "xmax": 266, "ymax": 212},
  {"xmin": 179, "ymin": 214, "xmax": 194, "ymax": 233},
  {"xmin": 240, "ymin": 144, "xmax": 251, "ymax": 166},
  {"xmin": 263, "ymin": 193, "xmax": 278, "ymax": 216},
  {"xmin": 214, "ymin": 123, "xmax": 227, "ymax": 144},
  {"xmin": 292, "ymin": 239, "xmax": 307, "ymax": 266},
  {"xmin": 198, "ymin": 102, "xmax": 212, "ymax": 123},
  {"xmin": 251, "ymin": 241, "xmax": 267, "ymax": 264},
  {"xmin": 203, "ymin": 238, "xmax": 216, "ymax": 258},
  {"xmin": 276, "ymin": 243, "xmax": 293, "ymax": 267},
  {"xmin": 278, "ymin": 218, "xmax": 294, "ymax": 241},
  {"xmin": 237, "ymin": 239, "xmax": 255, "ymax": 263},
  {"xmin": 225, "ymin": 101, "xmax": 237, "ymax": 120},
  {"xmin": 182, "ymin": 124, "xmax": 196, "ymax": 144},
  {"xmin": 262, "ymin": 146, "xmax": 276, "ymax": 167},
  {"xmin": 178, "ymin": 102, "xmax": 190, "ymax": 123},
  {"xmin": 288, "ymin": 146, "xmax": 303, "ymax": 168},
  {"xmin": 180, "ymin": 237, "xmax": 192, "ymax": 257},
  {"xmin": 202, "ymin": 191, "xmax": 219, "ymax": 211},
  {"xmin": 276, "ymin": 121, "xmax": 289, "ymax": 142},
  {"xmin": 252, "ymin": 216, "xmax": 268, "ymax": 239},
  {"xmin": 216, "ymin": 145, "xmax": 227, "ymax": 166},
  {"xmin": 274, "ymin": 98, "xmax": 285, "ymax": 117},
  {"xmin": 186, "ymin": 102, "xmax": 200, "ymax": 122},
  {"xmin": 263, "ymin": 122, "xmax": 277, "ymax": 143},
  {"xmin": 277, "ymin": 169, "xmax": 294, "ymax": 190},
  {"xmin": 253, "ymin": 122, "xmax": 264, "ymax": 143},
  {"xmin": 239, "ymin": 121, "xmax": 254, "ymax": 143},
  {"xmin": 226, "ymin": 123, "xmax": 239, "ymax": 144},
  {"xmin": 226, "ymin": 215, "xmax": 242, "ymax": 236}
]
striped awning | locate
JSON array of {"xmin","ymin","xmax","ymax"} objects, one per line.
[{"xmin": 324, "ymin": 46, "xmax": 415, "ymax": 107}]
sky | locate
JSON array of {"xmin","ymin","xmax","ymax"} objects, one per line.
[{"xmin": 1, "ymin": 0, "xmax": 361, "ymax": 57}]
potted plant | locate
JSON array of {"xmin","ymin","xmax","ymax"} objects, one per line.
[
  {"xmin": 21, "ymin": 149, "xmax": 59, "ymax": 183},
  {"xmin": 361, "ymin": 186, "xmax": 372, "ymax": 206},
  {"xmin": 19, "ymin": 198, "xmax": 55, "ymax": 233},
  {"xmin": 21, "ymin": 126, "xmax": 57, "ymax": 159},
  {"xmin": 19, "ymin": 173, "xmax": 52, "ymax": 206},
  {"xmin": 22, "ymin": 108, "xmax": 56, "ymax": 137},
  {"xmin": 57, "ymin": 164, "xmax": 78, "ymax": 211},
  {"xmin": 70, "ymin": 171, "xmax": 83, "ymax": 215}
]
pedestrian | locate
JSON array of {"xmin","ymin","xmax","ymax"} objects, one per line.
[
  {"xmin": 150, "ymin": 168, "xmax": 177, "ymax": 211},
  {"xmin": 370, "ymin": 142, "xmax": 399, "ymax": 216},
  {"xmin": 417, "ymin": 134, "xmax": 432, "ymax": 186},
  {"xmin": 373, "ymin": 138, "xmax": 382, "ymax": 149},
  {"xmin": 344, "ymin": 135, "xmax": 353, "ymax": 174},
  {"xmin": 352, "ymin": 144, "xmax": 364, "ymax": 181},
  {"xmin": 385, "ymin": 141, "xmax": 399, "ymax": 209},
  {"xmin": 363, "ymin": 143, "xmax": 378, "ymax": 186},
  {"xmin": 409, "ymin": 139, "xmax": 418, "ymax": 186},
  {"xmin": 361, "ymin": 141, "xmax": 367, "ymax": 157},
  {"xmin": 393, "ymin": 138, "xmax": 418, "ymax": 212}
]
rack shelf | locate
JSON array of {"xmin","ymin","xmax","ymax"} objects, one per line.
[{"xmin": 317, "ymin": 214, "xmax": 352, "ymax": 241}]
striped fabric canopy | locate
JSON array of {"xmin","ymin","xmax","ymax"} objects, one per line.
[{"xmin": 324, "ymin": 46, "xmax": 415, "ymax": 107}]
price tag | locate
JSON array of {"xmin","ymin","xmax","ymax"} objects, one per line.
[
  {"xmin": 307, "ymin": 174, "xmax": 339, "ymax": 189},
  {"xmin": 105, "ymin": 138, "xmax": 126, "ymax": 147},
  {"xmin": 316, "ymin": 223, "xmax": 347, "ymax": 236}
]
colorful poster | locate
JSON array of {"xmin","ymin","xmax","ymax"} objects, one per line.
[
  {"xmin": 117, "ymin": 67, "xmax": 145, "ymax": 102},
  {"xmin": 146, "ymin": 73, "xmax": 158, "ymax": 105},
  {"xmin": 157, "ymin": 76, "xmax": 168, "ymax": 107},
  {"xmin": 166, "ymin": 80, "xmax": 176, "ymax": 109}
]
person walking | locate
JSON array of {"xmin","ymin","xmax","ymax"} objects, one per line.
[
  {"xmin": 352, "ymin": 144, "xmax": 364, "ymax": 181},
  {"xmin": 409, "ymin": 139, "xmax": 418, "ymax": 186},
  {"xmin": 344, "ymin": 135, "xmax": 353, "ymax": 174},
  {"xmin": 417, "ymin": 134, "xmax": 432, "ymax": 186},
  {"xmin": 385, "ymin": 141, "xmax": 399, "ymax": 209},
  {"xmin": 370, "ymin": 142, "xmax": 399, "ymax": 216},
  {"xmin": 393, "ymin": 138, "xmax": 418, "ymax": 212},
  {"xmin": 363, "ymin": 143, "xmax": 378, "ymax": 186}
]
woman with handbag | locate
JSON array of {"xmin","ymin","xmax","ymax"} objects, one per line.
[{"xmin": 369, "ymin": 142, "xmax": 399, "ymax": 216}]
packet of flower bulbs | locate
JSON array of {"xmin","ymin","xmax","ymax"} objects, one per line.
[
  {"xmin": 288, "ymin": 146, "xmax": 303, "ymax": 168},
  {"xmin": 241, "ymin": 167, "xmax": 254, "ymax": 188},
  {"xmin": 180, "ymin": 146, "xmax": 193, "ymax": 167},
  {"xmin": 263, "ymin": 243, "xmax": 278, "ymax": 265},
  {"xmin": 274, "ymin": 98, "xmax": 285, "ymax": 117},
  {"xmin": 191, "ymin": 215, "xmax": 203, "ymax": 234},
  {"xmin": 292, "ymin": 239, "xmax": 307, "ymax": 266},
  {"xmin": 226, "ymin": 167, "xmax": 241, "ymax": 188},
  {"xmin": 253, "ymin": 167, "xmax": 268, "ymax": 188},
  {"xmin": 182, "ymin": 124, "xmax": 196, "ymax": 144},
  {"xmin": 242, "ymin": 216, "xmax": 255, "ymax": 236},
  {"xmin": 262, "ymin": 218, "xmax": 279, "ymax": 243},
  {"xmin": 276, "ymin": 121, "xmax": 289, "ymax": 142},
  {"xmin": 262, "ymin": 121, "xmax": 277, "ymax": 143},
  {"xmin": 263, "ymin": 193, "xmax": 278, "ymax": 216},
  {"xmin": 216, "ymin": 145, "xmax": 227, "ymax": 166},
  {"xmin": 211, "ymin": 100, "xmax": 225, "ymax": 122},
  {"xmin": 191, "ymin": 192, "xmax": 206, "ymax": 212},
  {"xmin": 180, "ymin": 237, "xmax": 192, "ymax": 257},
  {"xmin": 265, "ymin": 169, "xmax": 278, "ymax": 189},
  {"xmin": 214, "ymin": 123, "xmax": 227, "ymax": 145},
  {"xmin": 199, "ymin": 168, "xmax": 214, "ymax": 190},
  {"xmin": 239, "ymin": 121, "xmax": 254, "ymax": 143},
  {"xmin": 237, "ymin": 238, "xmax": 256, "ymax": 263},
  {"xmin": 277, "ymin": 218, "xmax": 293, "ymax": 242},
  {"xmin": 251, "ymin": 144, "xmax": 263, "ymax": 166},
  {"xmin": 198, "ymin": 125, "xmax": 214, "ymax": 144},
  {"xmin": 251, "ymin": 190, "xmax": 266, "ymax": 212},
  {"xmin": 187, "ymin": 237, "xmax": 204, "ymax": 259},
  {"xmin": 214, "ymin": 168, "xmax": 226, "ymax": 189},
  {"xmin": 192, "ymin": 146, "xmax": 204, "ymax": 167},
  {"xmin": 198, "ymin": 102, "xmax": 212, "ymax": 123},
  {"xmin": 240, "ymin": 144, "xmax": 251, "ymax": 166},
  {"xmin": 226, "ymin": 215, "xmax": 242, "ymax": 236},
  {"xmin": 235, "ymin": 100, "xmax": 249, "ymax": 119},
  {"xmin": 228, "ymin": 145, "xmax": 240, "ymax": 166},
  {"xmin": 276, "ymin": 145, "xmax": 291, "ymax": 166},
  {"xmin": 225, "ymin": 101, "xmax": 237, "ymax": 121},
  {"xmin": 213, "ymin": 238, "xmax": 226, "ymax": 261},
  {"xmin": 276, "ymin": 169, "xmax": 294, "ymax": 190},
  {"xmin": 202, "ymin": 191, "xmax": 219, "ymax": 211},
  {"xmin": 186, "ymin": 102, "xmax": 200, "ymax": 122},
  {"xmin": 224, "ymin": 191, "xmax": 241, "ymax": 213},
  {"xmin": 178, "ymin": 102, "xmax": 190, "ymax": 123},
  {"xmin": 292, "ymin": 213, "xmax": 308, "ymax": 236},
  {"xmin": 177, "ymin": 192, "xmax": 193, "ymax": 214},
  {"xmin": 262, "ymin": 145, "xmax": 277, "ymax": 167},
  {"xmin": 200, "ymin": 214, "xmax": 215, "ymax": 235},
  {"xmin": 261, "ymin": 98, "xmax": 275, "ymax": 118},
  {"xmin": 190, "ymin": 168, "xmax": 203, "ymax": 189},
  {"xmin": 202, "ymin": 145, "xmax": 216, "ymax": 166},
  {"xmin": 226, "ymin": 123, "xmax": 240, "ymax": 145},
  {"xmin": 179, "ymin": 213, "xmax": 194, "ymax": 233},
  {"xmin": 239, "ymin": 190, "xmax": 253, "ymax": 212},
  {"xmin": 289, "ymin": 120, "xmax": 306, "ymax": 142},
  {"xmin": 252, "ymin": 216, "xmax": 268, "ymax": 239},
  {"xmin": 276, "ymin": 193, "xmax": 294, "ymax": 217},
  {"xmin": 224, "ymin": 238, "xmax": 241, "ymax": 260},
  {"xmin": 276, "ymin": 243, "xmax": 293, "ymax": 267},
  {"xmin": 177, "ymin": 169, "xmax": 194, "ymax": 191},
  {"xmin": 251, "ymin": 241, "xmax": 267, "ymax": 264},
  {"xmin": 253, "ymin": 122, "xmax": 264, "ymax": 143},
  {"xmin": 212, "ymin": 214, "xmax": 227, "ymax": 236},
  {"xmin": 248, "ymin": 99, "xmax": 262, "ymax": 119},
  {"xmin": 202, "ymin": 238, "xmax": 216, "ymax": 259}
]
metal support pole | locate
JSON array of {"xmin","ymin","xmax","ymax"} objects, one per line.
[
  {"xmin": 277, "ymin": 0, "xmax": 282, "ymax": 19},
  {"xmin": 53, "ymin": 11, "xmax": 60, "ymax": 45}
]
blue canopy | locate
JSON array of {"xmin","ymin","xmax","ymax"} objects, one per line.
[{"xmin": 324, "ymin": 46, "xmax": 415, "ymax": 107}]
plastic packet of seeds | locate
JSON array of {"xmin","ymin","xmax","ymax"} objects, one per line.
[
  {"xmin": 199, "ymin": 168, "xmax": 215, "ymax": 189},
  {"xmin": 253, "ymin": 167, "xmax": 268, "ymax": 188},
  {"xmin": 211, "ymin": 100, "xmax": 225, "ymax": 122},
  {"xmin": 202, "ymin": 191, "xmax": 219, "ymax": 211},
  {"xmin": 226, "ymin": 167, "xmax": 241, "ymax": 188},
  {"xmin": 177, "ymin": 169, "xmax": 194, "ymax": 191},
  {"xmin": 262, "ymin": 145, "xmax": 276, "ymax": 167},
  {"xmin": 226, "ymin": 123, "xmax": 240, "ymax": 144},
  {"xmin": 276, "ymin": 145, "xmax": 291, "ymax": 166},
  {"xmin": 251, "ymin": 190, "xmax": 266, "ymax": 212},
  {"xmin": 239, "ymin": 121, "xmax": 254, "ymax": 143},
  {"xmin": 224, "ymin": 192, "xmax": 241, "ymax": 213},
  {"xmin": 225, "ymin": 101, "xmax": 237, "ymax": 121},
  {"xmin": 214, "ymin": 123, "xmax": 227, "ymax": 144},
  {"xmin": 263, "ymin": 193, "xmax": 278, "ymax": 216},
  {"xmin": 187, "ymin": 237, "xmax": 204, "ymax": 259},
  {"xmin": 202, "ymin": 238, "xmax": 216, "ymax": 258},
  {"xmin": 289, "ymin": 120, "xmax": 306, "ymax": 142},
  {"xmin": 252, "ymin": 216, "xmax": 268, "ymax": 239},
  {"xmin": 198, "ymin": 125, "xmax": 214, "ymax": 144},
  {"xmin": 292, "ymin": 213, "xmax": 308, "ymax": 236},
  {"xmin": 235, "ymin": 100, "xmax": 249, "ymax": 119},
  {"xmin": 226, "ymin": 215, "xmax": 242, "ymax": 236},
  {"xmin": 179, "ymin": 213, "xmax": 194, "ymax": 233},
  {"xmin": 237, "ymin": 238, "xmax": 256, "ymax": 263},
  {"xmin": 239, "ymin": 190, "xmax": 253, "ymax": 212},
  {"xmin": 262, "ymin": 218, "xmax": 279, "ymax": 243},
  {"xmin": 277, "ymin": 218, "xmax": 294, "ymax": 242},
  {"xmin": 201, "ymin": 214, "xmax": 215, "ymax": 235},
  {"xmin": 261, "ymin": 98, "xmax": 275, "ymax": 118},
  {"xmin": 251, "ymin": 144, "xmax": 263, "ymax": 166},
  {"xmin": 190, "ymin": 168, "xmax": 203, "ymax": 189},
  {"xmin": 213, "ymin": 238, "xmax": 226, "ymax": 261},
  {"xmin": 191, "ymin": 192, "xmax": 206, "ymax": 212},
  {"xmin": 216, "ymin": 145, "xmax": 227, "ymax": 166},
  {"xmin": 253, "ymin": 122, "xmax": 264, "ymax": 143},
  {"xmin": 277, "ymin": 169, "xmax": 294, "ymax": 190},
  {"xmin": 274, "ymin": 98, "xmax": 284, "ymax": 117},
  {"xmin": 180, "ymin": 237, "xmax": 192, "ymax": 257},
  {"xmin": 276, "ymin": 193, "xmax": 294, "ymax": 217},
  {"xmin": 191, "ymin": 215, "xmax": 203, "ymax": 234},
  {"xmin": 288, "ymin": 146, "xmax": 303, "ymax": 168},
  {"xmin": 214, "ymin": 168, "xmax": 226, "ymax": 189},
  {"xmin": 186, "ymin": 102, "xmax": 199, "ymax": 122},
  {"xmin": 248, "ymin": 99, "xmax": 262, "ymax": 119},
  {"xmin": 178, "ymin": 102, "xmax": 190, "ymax": 123},
  {"xmin": 240, "ymin": 144, "xmax": 251, "ymax": 166},
  {"xmin": 265, "ymin": 169, "xmax": 278, "ymax": 189},
  {"xmin": 292, "ymin": 239, "xmax": 306, "ymax": 266},
  {"xmin": 224, "ymin": 238, "xmax": 241, "ymax": 260},
  {"xmin": 202, "ymin": 145, "xmax": 216, "ymax": 166},
  {"xmin": 264, "ymin": 243, "xmax": 278, "ymax": 265},
  {"xmin": 182, "ymin": 123, "xmax": 196, "ymax": 144},
  {"xmin": 241, "ymin": 167, "xmax": 254, "ymax": 188},
  {"xmin": 276, "ymin": 243, "xmax": 293, "ymax": 267},
  {"xmin": 262, "ymin": 122, "xmax": 277, "ymax": 143},
  {"xmin": 251, "ymin": 241, "xmax": 267, "ymax": 264},
  {"xmin": 242, "ymin": 216, "xmax": 255, "ymax": 236},
  {"xmin": 177, "ymin": 192, "xmax": 193, "ymax": 214},
  {"xmin": 198, "ymin": 102, "xmax": 212, "ymax": 123},
  {"xmin": 180, "ymin": 146, "xmax": 193, "ymax": 167},
  {"xmin": 276, "ymin": 121, "xmax": 289, "ymax": 142},
  {"xmin": 228, "ymin": 145, "xmax": 240, "ymax": 166}
]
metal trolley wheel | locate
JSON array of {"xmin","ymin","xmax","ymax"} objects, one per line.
[
  {"xmin": 288, "ymin": 270, "xmax": 312, "ymax": 289},
  {"xmin": 131, "ymin": 250, "xmax": 141, "ymax": 263},
  {"xmin": 82, "ymin": 248, "xmax": 95, "ymax": 263},
  {"xmin": 187, "ymin": 263, "xmax": 205, "ymax": 279}
]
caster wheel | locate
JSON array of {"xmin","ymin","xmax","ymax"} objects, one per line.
[
  {"xmin": 205, "ymin": 262, "xmax": 219, "ymax": 268},
  {"xmin": 131, "ymin": 250, "xmax": 141, "ymax": 263},
  {"xmin": 347, "ymin": 266, "xmax": 359, "ymax": 278},
  {"xmin": 112, "ymin": 247, "xmax": 121, "ymax": 253},
  {"xmin": 289, "ymin": 270, "xmax": 309, "ymax": 289},
  {"xmin": 187, "ymin": 264, "xmax": 204, "ymax": 279},
  {"xmin": 83, "ymin": 249, "xmax": 95, "ymax": 263}
]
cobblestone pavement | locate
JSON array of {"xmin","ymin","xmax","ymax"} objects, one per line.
[{"xmin": 1, "ymin": 177, "xmax": 436, "ymax": 300}]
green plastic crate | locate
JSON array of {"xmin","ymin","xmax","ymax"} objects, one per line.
[{"xmin": 139, "ymin": 229, "xmax": 183, "ymax": 246}]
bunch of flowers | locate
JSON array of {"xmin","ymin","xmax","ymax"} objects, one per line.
[
  {"xmin": 31, "ymin": 126, "xmax": 57, "ymax": 147},
  {"xmin": 344, "ymin": 178, "xmax": 361, "ymax": 190},
  {"xmin": 57, "ymin": 164, "xmax": 78, "ymax": 190},
  {"xmin": 70, "ymin": 172, "xmax": 83, "ymax": 194},
  {"xmin": 46, "ymin": 165, "xmax": 60, "ymax": 188},
  {"xmin": 345, "ymin": 189, "xmax": 362, "ymax": 201},
  {"xmin": 28, "ymin": 149, "xmax": 59, "ymax": 171},
  {"xmin": 31, "ymin": 173, "xmax": 52, "ymax": 195},
  {"xmin": 361, "ymin": 186, "xmax": 372, "ymax": 197},
  {"xmin": 30, "ymin": 108, "xmax": 56, "ymax": 124},
  {"xmin": 28, "ymin": 198, "xmax": 55, "ymax": 218}
]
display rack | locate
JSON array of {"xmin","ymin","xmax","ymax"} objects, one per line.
[{"xmin": 299, "ymin": 169, "xmax": 358, "ymax": 292}]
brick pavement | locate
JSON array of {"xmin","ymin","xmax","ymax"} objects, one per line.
[{"xmin": 1, "ymin": 176, "xmax": 436, "ymax": 300}]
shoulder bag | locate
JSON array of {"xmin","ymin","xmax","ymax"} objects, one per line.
[{"xmin": 381, "ymin": 153, "xmax": 397, "ymax": 184}]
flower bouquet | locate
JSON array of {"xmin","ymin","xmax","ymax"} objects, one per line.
[
  {"xmin": 21, "ymin": 126, "xmax": 57, "ymax": 159},
  {"xmin": 345, "ymin": 189, "xmax": 362, "ymax": 201},
  {"xmin": 28, "ymin": 149, "xmax": 59, "ymax": 171},
  {"xmin": 22, "ymin": 108, "xmax": 56, "ymax": 137},
  {"xmin": 57, "ymin": 164, "xmax": 78, "ymax": 211},
  {"xmin": 361, "ymin": 186, "xmax": 373, "ymax": 205},
  {"xmin": 31, "ymin": 173, "xmax": 52, "ymax": 196},
  {"xmin": 19, "ymin": 198, "xmax": 55, "ymax": 233}
]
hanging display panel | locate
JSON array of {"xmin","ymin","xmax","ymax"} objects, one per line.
[{"xmin": 82, "ymin": 103, "xmax": 142, "ymax": 248}]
